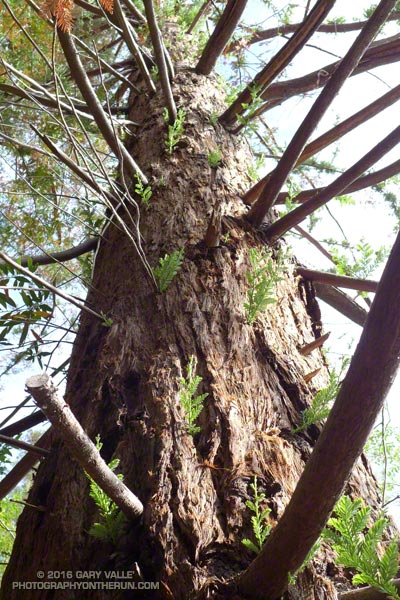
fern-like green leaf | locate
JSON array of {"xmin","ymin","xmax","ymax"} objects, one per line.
[{"xmin": 153, "ymin": 249, "xmax": 184, "ymax": 293}]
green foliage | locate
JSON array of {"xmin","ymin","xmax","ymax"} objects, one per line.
[
  {"xmin": 236, "ymin": 84, "xmax": 264, "ymax": 135},
  {"xmin": 85, "ymin": 436, "xmax": 126, "ymax": 545},
  {"xmin": 292, "ymin": 368, "xmax": 342, "ymax": 433},
  {"xmin": 0, "ymin": 488, "xmax": 27, "ymax": 576},
  {"xmin": 247, "ymin": 154, "xmax": 265, "ymax": 182},
  {"xmin": 323, "ymin": 495, "xmax": 400, "ymax": 599},
  {"xmin": 244, "ymin": 247, "xmax": 285, "ymax": 324},
  {"xmin": 0, "ymin": 261, "xmax": 54, "ymax": 347},
  {"xmin": 242, "ymin": 476, "xmax": 272, "ymax": 554},
  {"xmin": 0, "ymin": 444, "xmax": 13, "ymax": 478},
  {"xmin": 163, "ymin": 108, "xmax": 186, "ymax": 154},
  {"xmin": 153, "ymin": 249, "xmax": 184, "ymax": 293},
  {"xmin": 365, "ymin": 423, "xmax": 400, "ymax": 503},
  {"xmin": 330, "ymin": 239, "xmax": 388, "ymax": 280},
  {"xmin": 178, "ymin": 356, "xmax": 208, "ymax": 436},
  {"xmin": 207, "ymin": 148, "xmax": 222, "ymax": 168},
  {"xmin": 134, "ymin": 174, "xmax": 152, "ymax": 209}
]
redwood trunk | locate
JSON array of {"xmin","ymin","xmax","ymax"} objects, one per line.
[{"xmin": 2, "ymin": 64, "xmax": 382, "ymax": 600}]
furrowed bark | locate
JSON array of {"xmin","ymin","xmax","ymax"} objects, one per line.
[
  {"xmin": 263, "ymin": 123, "xmax": 400, "ymax": 241},
  {"xmin": 247, "ymin": 0, "xmax": 399, "ymax": 227},
  {"xmin": 219, "ymin": 0, "xmax": 336, "ymax": 127},
  {"xmin": 195, "ymin": 0, "xmax": 248, "ymax": 75},
  {"xmin": 237, "ymin": 224, "xmax": 400, "ymax": 600}
]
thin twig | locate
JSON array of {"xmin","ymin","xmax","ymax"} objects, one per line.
[{"xmin": 0, "ymin": 434, "xmax": 50, "ymax": 458}]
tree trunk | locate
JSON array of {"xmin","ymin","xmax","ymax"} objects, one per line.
[{"xmin": 1, "ymin": 58, "xmax": 382, "ymax": 600}]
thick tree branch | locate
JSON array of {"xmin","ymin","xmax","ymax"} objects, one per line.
[
  {"xmin": 272, "ymin": 158, "xmax": 400, "ymax": 206},
  {"xmin": 247, "ymin": 0, "xmax": 399, "ymax": 227},
  {"xmin": 257, "ymin": 33, "xmax": 400, "ymax": 114},
  {"xmin": 0, "ymin": 412, "xmax": 47, "ymax": 437},
  {"xmin": 57, "ymin": 28, "xmax": 147, "ymax": 183},
  {"xmin": 237, "ymin": 214, "xmax": 400, "ymax": 600},
  {"xmin": 263, "ymin": 123, "xmax": 400, "ymax": 241},
  {"xmin": 219, "ymin": 0, "xmax": 336, "ymax": 126},
  {"xmin": 195, "ymin": 0, "xmax": 248, "ymax": 75},
  {"xmin": 26, "ymin": 373, "xmax": 143, "ymax": 519},
  {"xmin": 143, "ymin": 0, "xmax": 177, "ymax": 121},
  {"xmin": 296, "ymin": 268, "xmax": 378, "ymax": 293},
  {"xmin": 313, "ymin": 284, "xmax": 367, "ymax": 326}
]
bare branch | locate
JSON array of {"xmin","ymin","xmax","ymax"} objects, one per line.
[
  {"xmin": 237, "ymin": 220, "xmax": 400, "ymax": 600},
  {"xmin": 227, "ymin": 11, "xmax": 400, "ymax": 50},
  {"xmin": 299, "ymin": 331, "xmax": 330, "ymax": 356},
  {"xmin": 10, "ymin": 238, "xmax": 98, "ymax": 268},
  {"xmin": 296, "ymin": 267, "xmax": 378, "ymax": 293},
  {"xmin": 247, "ymin": 0, "xmax": 400, "ymax": 227},
  {"xmin": 187, "ymin": 0, "xmax": 212, "ymax": 34},
  {"xmin": 0, "ymin": 413, "xmax": 47, "ymax": 438},
  {"xmin": 26, "ymin": 373, "xmax": 143, "ymax": 519},
  {"xmin": 219, "ymin": 0, "xmax": 336, "ymax": 126},
  {"xmin": 143, "ymin": 0, "xmax": 177, "ymax": 121},
  {"xmin": 195, "ymin": 0, "xmax": 248, "ymax": 75},
  {"xmin": 263, "ymin": 123, "xmax": 400, "ymax": 242},
  {"xmin": 257, "ymin": 33, "xmax": 400, "ymax": 114}
]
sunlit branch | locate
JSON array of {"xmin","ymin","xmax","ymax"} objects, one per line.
[
  {"xmin": 0, "ymin": 252, "xmax": 104, "ymax": 320},
  {"xmin": 112, "ymin": 0, "xmax": 156, "ymax": 94},
  {"xmin": 294, "ymin": 225, "xmax": 334, "ymax": 263},
  {"xmin": 0, "ymin": 433, "xmax": 49, "ymax": 457},
  {"xmin": 143, "ymin": 0, "xmax": 177, "ymax": 122},
  {"xmin": 219, "ymin": 0, "xmax": 336, "ymax": 127},
  {"xmin": 296, "ymin": 267, "xmax": 378, "ymax": 293},
  {"xmin": 263, "ymin": 124, "xmax": 400, "ymax": 242},
  {"xmin": 227, "ymin": 11, "xmax": 400, "ymax": 51},
  {"xmin": 257, "ymin": 33, "xmax": 400, "ymax": 114},
  {"xmin": 57, "ymin": 28, "xmax": 147, "ymax": 183},
  {"xmin": 195, "ymin": 0, "xmax": 248, "ymax": 75},
  {"xmin": 339, "ymin": 579, "xmax": 400, "ymax": 599},
  {"xmin": 247, "ymin": 0, "xmax": 399, "ymax": 227},
  {"xmin": 246, "ymin": 155, "xmax": 400, "ymax": 208}
]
